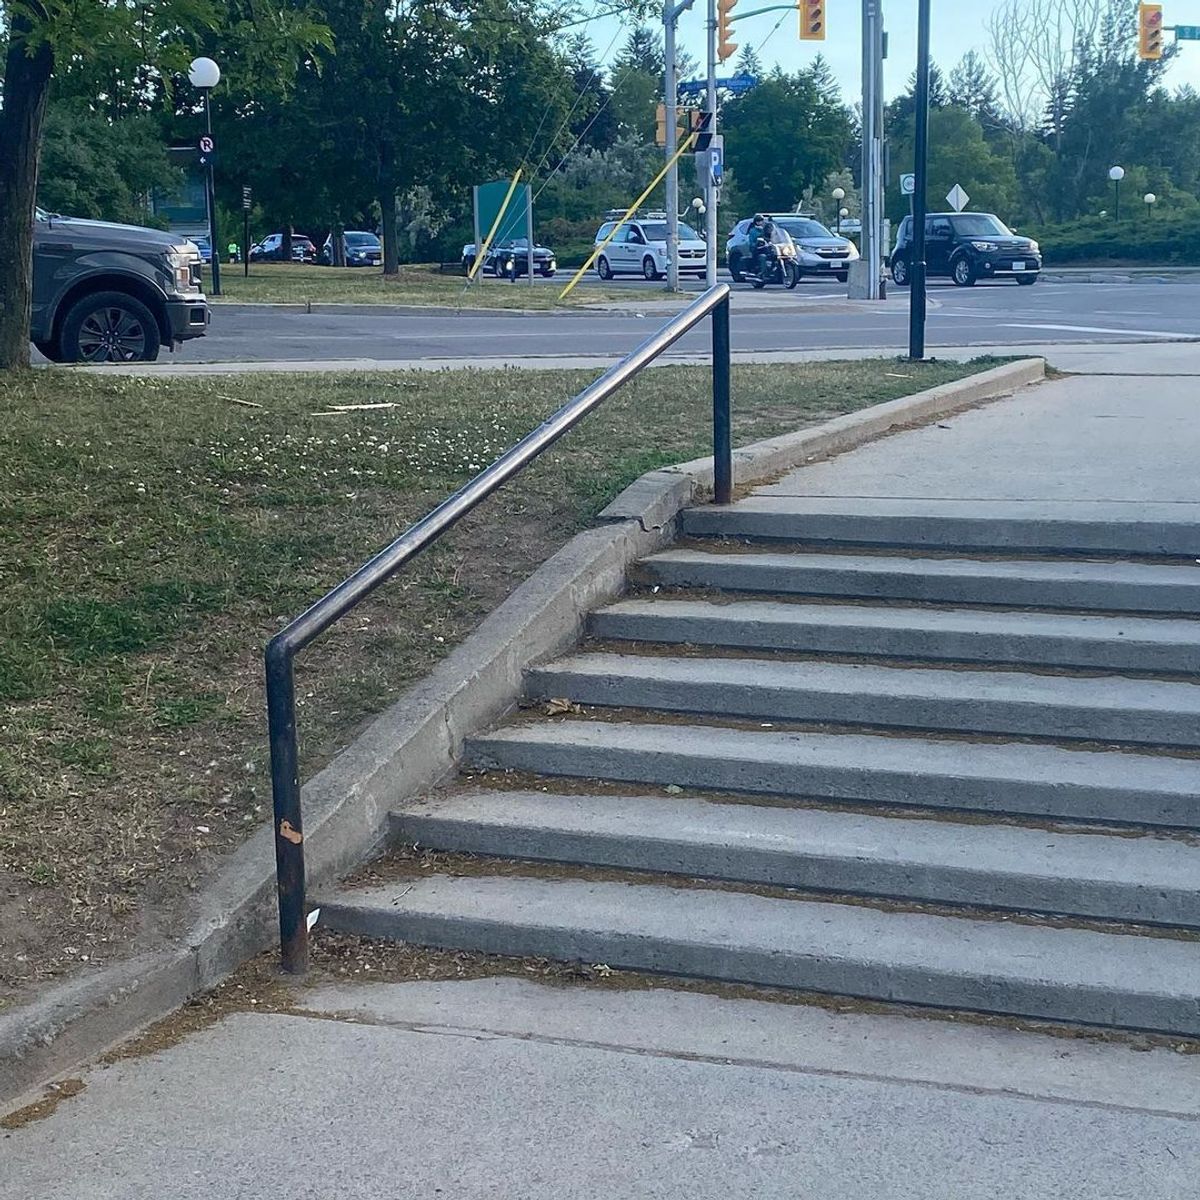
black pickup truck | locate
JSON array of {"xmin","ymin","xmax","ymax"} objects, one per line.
[{"xmin": 31, "ymin": 208, "xmax": 210, "ymax": 363}]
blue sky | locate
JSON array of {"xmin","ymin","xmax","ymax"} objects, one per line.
[{"xmin": 584, "ymin": 1, "xmax": 1200, "ymax": 104}]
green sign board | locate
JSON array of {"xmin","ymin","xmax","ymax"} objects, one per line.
[{"xmin": 473, "ymin": 180, "xmax": 531, "ymax": 249}]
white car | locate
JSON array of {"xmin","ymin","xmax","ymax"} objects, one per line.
[{"xmin": 593, "ymin": 217, "xmax": 707, "ymax": 281}]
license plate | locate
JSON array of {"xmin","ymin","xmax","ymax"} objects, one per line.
[{"xmin": 1012, "ymin": 262, "xmax": 1026, "ymax": 271}]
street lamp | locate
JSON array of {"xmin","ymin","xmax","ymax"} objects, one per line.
[
  {"xmin": 831, "ymin": 186, "xmax": 846, "ymax": 234},
  {"xmin": 1144, "ymin": 192, "xmax": 1157, "ymax": 218},
  {"xmin": 1108, "ymin": 165, "xmax": 1125, "ymax": 222},
  {"xmin": 189, "ymin": 56, "xmax": 222, "ymax": 297}
]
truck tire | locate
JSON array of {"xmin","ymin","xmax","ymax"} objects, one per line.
[{"xmin": 59, "ymin": 291, "xmax": 162, "ymax": 363}]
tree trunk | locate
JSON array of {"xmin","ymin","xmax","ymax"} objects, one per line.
[
  {"xmin": 0, "ymin": 17, "xmax": 55, "ymax": 370},
  {"xmin": 331, "ymin": 220, "xmax": 346, "ymax": 267}
]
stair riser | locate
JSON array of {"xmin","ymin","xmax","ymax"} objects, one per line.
[
  {"xmin": 392, "ymin": 812, "xmax": 1200, "ymax": 928},
  {"xmin": 589, "ymin": 610, "xmax": 1200, "ymax": 675},
  {"xmin": 680, "ymin": 510, "xmax": 1200, "ymax": 558},
  {"xmin": 317, "ymin": 900, "xmax": 1200, "ymax": 1036},
  {"xmin": 640, "ymin": 559, "xmax": 1200, "ymax": 616},
  {"xmin": 525, "ymin": 668, "xmax": 1200, "ymax": 750},
  {"xmin": 465, "ymin": 737, "xmax": 1200, "ymax": 830}
]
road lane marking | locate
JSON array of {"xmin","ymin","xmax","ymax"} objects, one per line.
[{"xmin": 1001, "ymin": 322, "xmax": 1194, "ymax": 338}]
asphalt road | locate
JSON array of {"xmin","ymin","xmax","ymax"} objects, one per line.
[{"xmin": 185, "ymin": 278, "xmax": 1200, "ymax": 364}]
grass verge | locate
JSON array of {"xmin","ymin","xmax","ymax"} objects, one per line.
[
  {"xmin": 0, "ymin": 356, "xmax": 995, "ymax": 1005},
  {"xmin": 209, "ymin": 262, "xmax": 633, "ymax": 308}
]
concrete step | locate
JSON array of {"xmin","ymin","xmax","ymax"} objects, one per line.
[
  {"xmin": 526, "ymin": 652, "xmax": 1200, "ymax": 749},
  {"xmin": 317, "ymin": 874, "xmax": 1200, "ymax": 1035},
  {"xmin": 590, "ymin": 598, "xmax": 1200, "ymax": 674},
  {"xmin": 393, "ymin": 790, "xmax": 1200, "ymax": 928},
  {"xmin": 466, "ymin": 721, "xmax": 1200, "ymax": 829},
  {"xmin": 641, "ymin": 548, "xmax": 1200, "ymax": 615},
  {"xmin": 680, "ymin": 497, "xmax": 1200, "ymax": 558}
]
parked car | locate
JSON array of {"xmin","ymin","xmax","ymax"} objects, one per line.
[
  {"xmin": 593, "ymin": 215, "xmax": 707, "ymax": 280},
  {"xmin": 191, "ymin": 234, "xmax": 213, "ymax": 264},
  {"xmin": 727, "ymin": 215, "xmax": 859, "ymax": 283},
  {"xmin": 890, "ymin": 212, "xmax": 1041, "ymax": 287},
  {"xmin": 250, "ymin": 233, "xmax": 318, "ymax": 263},
  {"xmin": 319, "ymin": 230, "xmax": 383, "ymax": 267},
  {"xmin": 30, "ymin": 207, "xmax": 209, "ymax": 363},
  {"xmin": 482, "ymin": 238, "xmax": 557, "ymax": 278}
]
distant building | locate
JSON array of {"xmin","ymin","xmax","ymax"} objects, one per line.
[{"xmin": 150, "ymin": 148, "xmax": 208, "ymax": 242}]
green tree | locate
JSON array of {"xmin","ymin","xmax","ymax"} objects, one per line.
[
  {"xmin": 887, "ymin": 104, "xmax": 1018, "ymax": 222},
  {"xmin": 722, "ymin": 67, "xmax": 855, "ymax": 213},
  {"xmin": 0, "ymin": 0, "xmax": 328, "ymax": 368}
]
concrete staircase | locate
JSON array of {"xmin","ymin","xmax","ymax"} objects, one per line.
[{"xmin": 318, "ymin": 499, "xmax": 1200, "ymax": 1036}]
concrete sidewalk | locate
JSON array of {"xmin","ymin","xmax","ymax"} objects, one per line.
[{"xmin": 4, "ymin": 978, "xmax": 1196, "ymax": 1199}]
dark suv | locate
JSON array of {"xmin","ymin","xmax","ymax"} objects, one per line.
[
  {"xmin": 32, "ymin": 209, "xmax": 209, "ymax": 362},
  {"xmin": 890, "ymin": 212, "xmax": 1041, "ymax": 287}
]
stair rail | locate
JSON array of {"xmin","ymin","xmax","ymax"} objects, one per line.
[{"xmin": 265, "ymin": 284, "xmax": 733, "ymax": 972}]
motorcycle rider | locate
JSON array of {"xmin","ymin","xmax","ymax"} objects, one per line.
[{"xmin": 748, "ymin": 213, "xmax": 777, "ymax": 277}]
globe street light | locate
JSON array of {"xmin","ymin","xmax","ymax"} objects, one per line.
[
  {"xmin": 831, "ymin": 186, "xmax": 846, "ymax": 234},
  {"xmin": 189, "ymin": 56, "xmax": 222, "ymax": 296},
  {"xmin": 1144, "ymin": 192, "xmax": 1157, "ymax": 219},
  {"xmin": 1108, "ymin": 165, "xmax": 1125, "ymax": 221}
]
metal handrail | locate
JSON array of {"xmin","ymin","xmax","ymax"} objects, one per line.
[{"xmin": 265, "ymin": 284, "xmax": 733, "ymax": 972}]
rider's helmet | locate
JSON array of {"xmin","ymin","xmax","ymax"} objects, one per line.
[{"xmin": 752, "ymin": 213, "xmax": 765, "ymax": 225}]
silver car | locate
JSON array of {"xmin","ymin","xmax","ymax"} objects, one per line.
[{"xmin": 727, "ymin": 215, "xmax": 859, "ymax": 282}]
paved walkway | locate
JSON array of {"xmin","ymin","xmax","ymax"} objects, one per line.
[
  {"xmin": 5, "ymin": 979, "xmax": 1197, "ymax": 1199},
  {"xmin": 6, "ymin": 365, "xmax": 1200, "ymax": 1198}
]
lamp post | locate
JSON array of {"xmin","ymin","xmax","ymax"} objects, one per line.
[
  {"xmin": 189, "ymin": 56, "xmax": 222, "ymax": 297},
  {"xmin": 832, "ymin": 186, "xmax": 846, "ymax": 235},
  {"xmin": 1108, "ymin": 165, "xmax": 1125, "ymax": 222},
  {"xmin": 1144, "ymin": 192, "xmax": 1157, "ymax": 219}
]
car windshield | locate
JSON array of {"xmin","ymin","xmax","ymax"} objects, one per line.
[
  {"xmin": 345, "ymin": 233, "xmax": 379, "ymax": 246},
  {"xmin": 639, "ymin": 222, "xmax": 700, "ymax": 241},
  {"xmin": 776, "ymin": 219, "xmax": 832, "ymax": 239},
  {"xmin": 950, "ymin": 214, "xmax": 1011, "ymax": 237},
  {"xmin": 35, "ymin": 206, "xmax": 49, "ymax": 222},
  {"xmin": 500, "ymin": 239, "xmax": 532, "ymax": 249}
]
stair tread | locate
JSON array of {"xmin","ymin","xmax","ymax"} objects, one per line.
[
  {"xmin": 701, "ymin": 496, "xmax": 1200, "ymax": 522},
  {"xmin": 647, "ymin": 547, "xmax": 1200, "ymax": 587},
  {"xmin": 530, "ymin": 651, "xmax": 1200, "ymax": 715},
  {"xmin": 467, "ymin": 720, "xmax": 1200, "ymax": 828},
  {"xmin": 398, "ymin": 790, "xmax": 1200, "ymax": 891},
  {"xmin": 318, "ymin": 874, "xmax": 1200, "ymax": 1032},
  {"xmin": 596, "ymin": 597, "xmax": 1200, "ymax": 644}
]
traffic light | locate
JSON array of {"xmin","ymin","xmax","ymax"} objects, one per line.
[
  {"xmin": 1138, "ymin": 3, "xmax": 1163, "ymax": 59},
  {"xmin": 655, "ymin": 103, "xmax": 668, "ymax": 147},
  {"xmin": 717, "ymin": 0, "xmax": 738, "ymax": 62},
  {"xmin": 799, "ymin": 0, "xmax": 825, "ymax": 40},
  {"xmin": 693, "ymin": 110, "xmax": 714, "ymax": 151}
]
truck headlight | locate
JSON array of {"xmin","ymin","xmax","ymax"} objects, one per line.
[{"xmin": 167, "ymin": 249, "xmax": 200, "ymax": 292}]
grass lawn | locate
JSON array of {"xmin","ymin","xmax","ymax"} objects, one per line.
[
  {"xmin": 0, "ymin": 356, "xmax": 997, "ymax": 1004},
  {"xmin": 210, "ymin": 262, "xmax": 632, "ymax": 308}
]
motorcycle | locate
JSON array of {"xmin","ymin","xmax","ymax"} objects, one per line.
[{"xmin": 743, "ymin": 231, "xmax": 800, "ymax": 289}]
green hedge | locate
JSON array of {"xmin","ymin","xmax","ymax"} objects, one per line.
[{"xmin": 1029, "ymin": 209, "xmax": 1200, "ymax": 265}]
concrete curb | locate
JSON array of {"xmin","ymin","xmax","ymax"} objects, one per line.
[
  {"xmin": 599, "ymin": 358, "xmax": 1046, "ymax": 531},
  {"xmin": 0, "ymin": 355, "xmax": 1044, "ymax": 1109}
]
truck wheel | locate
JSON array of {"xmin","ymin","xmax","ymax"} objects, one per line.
[{"xmin": 60, "ymin": 291, "xmax": 162, "ymax": 363}]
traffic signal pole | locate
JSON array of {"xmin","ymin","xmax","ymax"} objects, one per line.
[
  {"xmin": 860, "ymin": 0, "xmax": 884, "ymax": 299},
  {"xmin": 706, "ymin": 0, "xmax": 719, "ymax": 286},
  {"xmin": 664, "ymin": 0, "xmax": 697, "ymax": 293}
]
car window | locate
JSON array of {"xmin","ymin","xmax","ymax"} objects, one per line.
[
  {"xmin": 596, "ymin": 222, "xmax": 614, "ymax": 242},
  {"xmin": 928, "ymin": 219, "xmax": 953, "ymax": 237},
  {"xmin": 950, "ymin": 213, "xmax": 1011, "ymax": 237},
  {"xmin": 731, "ymin": 220, "xmax": 749, "ymax": 237},
  {"xmin": 776, "ymin": 219, "xmax": 832, "ymax": 239},
  {"xmin": 627, "ymin": 226, "xmax": 646, "ymax": 244},
  {"xmin": 345, "ymin": 233, "xmax": 379, "ymax": 246}
]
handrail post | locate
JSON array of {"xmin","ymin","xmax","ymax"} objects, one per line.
[
  {"xmin": 266, "ymin": 637, "xmax": 308, "ymax": 974},
  {"xmin": 711, "ymin": 294, "xmax": 732, "ymax": 504}
]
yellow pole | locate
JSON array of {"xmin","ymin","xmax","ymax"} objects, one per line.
[
  {"xmin": 559, "ymin": 134, "xmax": 699, "ymax": 300},
  {"xmin": 468, "ymin": 170, "xmax": 523, "ymax": 282}
]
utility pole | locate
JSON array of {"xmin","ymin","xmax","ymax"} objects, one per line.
[
  {"xmin": 705, "ymin": 0, "xmax": 719, "ymax": 286},
  {"xmin": 664, "ymin": 0, "xmax": 697, "ymax": 293},
  {"xmin": 860, "ymin": 0, "xmax": 884, "ymax": 299}
]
